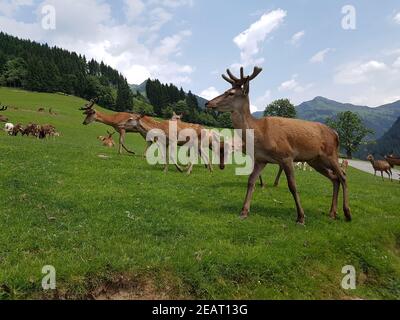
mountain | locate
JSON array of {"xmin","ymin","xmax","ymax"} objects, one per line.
[
  {"xmin": 363, "ymin": 116, "xmax": 400, "ymax": 157},
  {"xmin": 130, "ymin": 80, "xmax": 148, "ymax": 97},
  {"xmin": 297, "ymin": 97, "xmax": 400, "ymax": 139},
  {"xmin": 253, "ymin": 96, "xmax": 400, "ymax": 139},
  {"xmin": 130, "ymin": 80, "xmax": 208, "ymax": 108}
]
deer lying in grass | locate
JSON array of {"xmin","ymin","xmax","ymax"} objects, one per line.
[
  {"xmin": 206, "ymin": 66, "xmax": 351, "ymax": 224},
  {"xmin": 98, "ymin": 131, "xmax": 116, "ymax": 148},
  {"xmin": 367, "ymin": 155, "xmax": 393, "ymax": 181},
  {"xmin": 80, "ymin": 99, "xmax": 140, "ymax": 155}
]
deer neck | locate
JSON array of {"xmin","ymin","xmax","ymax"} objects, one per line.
[
  {"xmin": 230, "ymin": 98, "xmax": 255, "ymax": 132},
  {"xmin": 95, "ymin": 111, "xmax": 117, "ymax": 127}
]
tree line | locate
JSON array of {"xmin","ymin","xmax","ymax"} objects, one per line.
[
  {"xmin": 0, "ymin": 32, "xmax": 133, "ymax": 111},
  {"xmin": 145, "ymin": 79, "xmax": 232, "ymax": 128}
]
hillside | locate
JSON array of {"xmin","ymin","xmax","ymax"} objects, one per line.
[
  {"xmin": 365, "ymin": 116, "xmax": 400, "ymax": 157},
  {"xmin": 297, "ymin": 97, "xmax": 400, "ymax": 139},
  {"xmin": 253, "ymin": 97, "xmax": 400, "ymax": 140},
  {"xmin": 1, "ymin": 87, "xmax": 399, "ymax": 299}
]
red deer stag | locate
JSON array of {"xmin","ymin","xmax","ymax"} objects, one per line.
[
  {"xmin": 206, "ymin": 67, "xmax": 351, "ymax": 224},
  {"xmin": 80, "ymin": 99, "xmax": 140, "ymax": 155}
]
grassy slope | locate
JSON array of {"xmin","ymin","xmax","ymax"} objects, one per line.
[{"xmin": 0, "ymin": 87, "xmax": 399, "ymax": 300}]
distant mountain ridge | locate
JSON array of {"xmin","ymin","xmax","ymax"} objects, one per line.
[{"xmin": 253, "ymin": 96, "xmax": 400, "ymax": 140}]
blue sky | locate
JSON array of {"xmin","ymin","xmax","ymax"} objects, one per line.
[{"xmin": 0, "ymin": 0, "xmax": 400, "ymax": 111}]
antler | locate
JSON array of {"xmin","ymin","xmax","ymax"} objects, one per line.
[
  {"xmin": 222, "ymin": 66, "xmax": 263, "ymax": 88},
  {"xmin": 79, "ymin": 98, "xmax": 98, "ymax": 111},
  {"xmin": 0, "ymin": 103, "xmax": 7, "ymax": 111}
]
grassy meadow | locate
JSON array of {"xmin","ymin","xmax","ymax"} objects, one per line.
[{"xmin": 0, "ymin": 87, "xmax": 399, "ymax": 300}]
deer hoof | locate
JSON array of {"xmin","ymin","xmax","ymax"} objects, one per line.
[
  {"xmin": 296, "ymin": 221, "xmax": 306, "ymax": 227},
  {"xmin": 239, "ymin": 211, "xmax": 249, "ymax": 220}
]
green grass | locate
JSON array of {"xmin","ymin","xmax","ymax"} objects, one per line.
[{"xmin": 0, "ymin": 87, "xmax": 399, "ymax": 300}]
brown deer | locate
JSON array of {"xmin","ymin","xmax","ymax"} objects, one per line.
[
  {"xmin": 367, "ymin": 155, "xmax": 393, "ymax": 181},
  {"xmin": 341, "ymin": 159, "xmax": 349, "ymax": 173},
  {"xmin": 0, "ymin": 105, "xmax": 8, "ymax": 122},
  {"xmin": 131, "ymin": 115, "xmax": 185, "ymax": 173},
  {"xmin": 80, "ymin": 99, "xmax": 140, "ymax": 155},
  {"xmin": 385, "ymin": 154, "xmax": 400, "ymax": 168},
  {"xmin": 98, "ymin": 131, "xmax": 116, "ymax": 148},
  {"xmin": 206, "ymin": 66, "xmax": 351, "ymax": 224}
]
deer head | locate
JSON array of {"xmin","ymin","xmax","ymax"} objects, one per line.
[
  {"xmin": 80, "ymin": 98, "xmax": 98, "ymax": 125},
  {"xmin": 367, "ymin": 154, "xmax": 374, "ymax": 162},
  {"xmin": 171, "ymin": 112, "xmax": 184, "ymax": 121},
  {"xmin": 206, "ymin": 66, "xmax": 262, "ymax": 112}
]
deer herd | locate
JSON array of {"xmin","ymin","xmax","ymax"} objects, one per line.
[{"xmin": 2, "ymin": 66, "xmax": 400, "ymax": 224}]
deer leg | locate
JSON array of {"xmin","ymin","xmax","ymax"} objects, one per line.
[
  {"xmin": 197, "ymin": 146, "xmax": 212, "ymax": 173},
  {"xmin": 240, "ymin": 162, "xmax": 266, "ymax": 219},
  {"xmin": 259, "ymin": 176, "xmax": 265, "ymax": 189},
  {"xmin": 381, "ymin": 171, "xmax": 384, "ymax": 181},
  {"xmin": 274, "ymin": 166, "xmax": 284, "ymax": 187},
  {"xmin": 119, "ymin": 129, "xmax": 135, "ymax": 155},
  {"xmin": 281, "ymin": 160, "xmax": 305, "ymax": 224},
  {"xmin": 309, "ymin": 162, "xmax": 340, "ymax": 220},
  {"xmin": 388, "ymin": 169, "xmax": 393, "ymax": 182},
  {"xmin": 330, "ymin": 161, "xmax": 351, "ymax": 221}
]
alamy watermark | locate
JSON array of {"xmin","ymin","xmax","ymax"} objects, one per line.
[
  {"xmin": 143, "ymin": 122, "xmax": 255, "ymax": 175},
  {"xmin": 42, "ymin": 265, "xmax": 56, "ymax": 290},
  {"xmin": 342, "ymin": 5, "xmax": 357, "ymax": 30},
  {"xmin": 341, "ymin": 265, "xmax": 356, "ymax": 290},
  {"xmin": 41, "ymin": 5, "xmax": 56, "ymax": 30}
]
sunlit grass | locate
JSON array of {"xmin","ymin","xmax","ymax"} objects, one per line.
[{"xmin": 0, "ymin": 87, "xmax": 399, "ymax": 299}]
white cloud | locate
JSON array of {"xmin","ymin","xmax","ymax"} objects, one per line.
[
  {"xmin": 0, "ymin": 0, "xmax": 34, "ymax": 16},
  {"xmin": 200, "ymin": 87, "xmax": 220, "ymax": 100},
  {"xmin": 278, "ymin": 75, "xmax": 312, "ymax": 93},
  {"xmin": 157, "ymin": 0, "xmax": 194, "ymax": 8},
  {"xmin": 233, "ymin": 9, "xmax": 286, "ymax": 66},
  {"xmin": 393, "ymin": 57, "xmax": 400, "ymax": 68},
  {"xmin": 0, "ymin": 0, "xmax": 195, "ymax": 86},
  {"xmin": 310, "ymin": 48, "xmax": 332, "ymax": 63},
  {"xmin": 394, "ymin": 12, "xmax": 400, "ymax": 24},
  {"xmin": 124, "ymin": 0, "xmax": 145, "ymax": 22},
  {"xmin": 334, "ymin": 60, "xmax": 388, "ymax": 85},
  {"xmin": 290, "ymin": 30, "xmax": 305, "ymax": 45},
  {"xmin": 252, "ymin": 90, "xmax": 272, "ymax": 112}
]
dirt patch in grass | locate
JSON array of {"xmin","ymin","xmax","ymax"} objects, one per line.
[
  {"xmin": 90, "ymin": 274, "xmax": 181, "ymax": 300},
  {"xmin": 38, "ymin": 273, "xmax": 191, "ymax": 300}
]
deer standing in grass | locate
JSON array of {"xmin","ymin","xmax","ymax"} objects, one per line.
[
  {"xmin": 367, "ymin": 155, "xmax": 392, "ymax": 181},
  {"xmin": 385, "ymin": 154, "xmax": 400, "ymax": 168},
  {"xmin": 80, "ymin": 99, "xmax": 140, "ymax": 155},
  {"xmin": 206, "ymin": 67, "xmax": 351, "ymax": 224},
  {"xmin": 0, "ymin": 105, "xmax": 8, "ymax": 122},
  {"xmin": 129, "ymin": 115, "xmax": 214, "ymax": 174}
]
